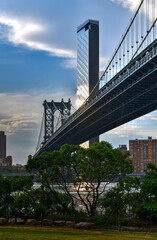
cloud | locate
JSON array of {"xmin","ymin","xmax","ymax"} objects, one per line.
[
  {"xmin": 0, "ymin": 91, "xmax": 76, "ymax": 135},
  {"xmin": 0, "ymin": 91, "xmax": 76, "ymax": 164},
  {"xmin": 0, "ymin": 14, "xmax": 76, "ymax": 58},
  {"xmin": 62, "ymin": 55, "xmax": 109, "ymax": 70},
  {"xmin": 111, "ymin": 0, "xmax": 140, "ymax": 12},
  {"xmin": 139, "ymin": 114, "xmax": 157, "ymax": 121},
  {"xmin": 104, "ymin": 124, "xmax": 141, "ymax": 138},
  {"xmin": 111, "ymin": 0, "xmax": 157, "ymax": 21},
  {"xmin": 100, "ymin": 56, "xmax": 108, "ymax": 71},
  {"xmin": 100, "ymin": 111, "xmax": 157, "ymax": 142},
  {"xmin": 61, "ymin": 58, "xmax": 77, "ymax": 69}
]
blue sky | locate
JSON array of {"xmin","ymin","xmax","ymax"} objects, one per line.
[{"xmin": 0, "ymin": 0, "xmax": 157, "ymax": 164}]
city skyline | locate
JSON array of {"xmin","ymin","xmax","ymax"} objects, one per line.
[{"xmin": 0, "ymin": 0, "xmax": 157, "ymax": 164}]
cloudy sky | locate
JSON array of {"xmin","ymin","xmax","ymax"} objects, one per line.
[{"xmin": 0, "ymin": 0, "xmax": 157, "ymax": 164}]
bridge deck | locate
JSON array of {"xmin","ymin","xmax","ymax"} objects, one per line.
[{"xmin": 36, "ymin": 39, "xmax": 157, "ymax": 155}]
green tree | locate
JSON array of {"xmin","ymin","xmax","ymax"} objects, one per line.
[
  {"xmin": 26, "ymin": 141, "xmax": 133, "ymax": 216},
  {"xmin": 140, "ymin": 163, "xmax": 157, "ymax": 221},
  {"xmin": 13, "ymin": 187, "xmax": 71, "ymax": 219},
  {"xmin": 0, "ymin": 175, "xmax": 14, "ymax": 217},
  {"xmin": 98, "ymin": 176, "xmax": 141, "ymax": 222}
]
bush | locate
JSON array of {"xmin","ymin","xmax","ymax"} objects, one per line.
[{"xmin": 89, "ymin": 215, "xmax": 115, "ymax": 226}]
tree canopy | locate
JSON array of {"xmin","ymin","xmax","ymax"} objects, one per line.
[{"xmin": 26, "ymin": 141, "xmax": 133, "ymax": 216}]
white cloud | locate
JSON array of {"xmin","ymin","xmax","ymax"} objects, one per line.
[
  {"xmin": 62, "ymin": 55, "xmax": 109, "ymax": 70},
  {"xmin": 104, "ymin": 124, "xmax": 141, "ymax": 138},
  {"xmin": 111, "ymin": 0, "xmax": 140, "ymax": 12},
  {"xmin": 0, "ymin": 91, "xmax": 76, "ymax": 135},
  {"xmin": 0, "ymin": 91, "xmax": 76, "ymax": 164},
  {"xmin": 100, "ymin": 112, "xmax": 157, "ymax": 141},
  {"xmin": 61, "ymin": 58, "xmax": 77, "ymax": 69},
  {"xmin": 100, "ymin": 56, "xmax": 108, "ymax": 71},
  {"xmin": 0, "ymin": 14, "xmax": 76, "ymax": 58},
  {"xmin": 111, "ymin": 0, "xmax": 157, "ymax": 21},
  {"xmin": 139, "ymin": 114, "xmax": 157, "ymax": 121}
]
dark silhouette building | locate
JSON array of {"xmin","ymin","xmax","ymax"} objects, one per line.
[{"xmin": 0, "ymin": 131, "xmax": 6, "ymax": 159}]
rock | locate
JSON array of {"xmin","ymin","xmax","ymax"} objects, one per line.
[
  {"xmin": 66, "ymin": 221, "xmax": 75, "ymax": 228},
  {"xmin": 25, "ymin": 219, "xmax": 38, "ymax": 226},
  {"xmin": 75, "ymin": 222, "xmax": 95, "ymax": 229},
  {"xmin": 16, "ymin": 218, "xmax": 25, "ymax": 225},
  {"xmin": 54, "ymin": 220, "xmax": 66, "ymax": 226},
  {"xmin": 8, "ymin": 218, "xmax": 16, "ymax": 225},
  {"xmin": 42, "ymin": 219, "xmax": 53, "ymax": 226},
  {"xmin": 0, "ymin": 218, "xmax": 7, "ymax": 225}
]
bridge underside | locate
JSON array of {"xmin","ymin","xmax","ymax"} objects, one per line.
[{"xmin": 36, "ymin": 41, "xmax": 157, "ymax": 155}]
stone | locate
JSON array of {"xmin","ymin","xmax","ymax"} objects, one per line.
[
  {"xmin": 75, "ymin": 222, "xmax": 95, "ymax": 229},
  {"xmin": 8, "ymin": 218, "xmax": 16, "ymax": 225},
  {"xmin": 42, "ymin": 219, "xmax": 53, "ymax": 226},
  {"xmin": 16, "ymin": 218, "xmax": 25, "ymax": 225},
  {"xmin": 54, "ymin": 220, "xmax": 66, "ymax": 226},
  {"xmin": 66, "ymin": 221, "xmax": 75, "ymax": 228},
  {"xmin": 25, "ymin": 219, "xmax": 38, "ymax": 226},
  {"xmin": 0, "ymin": 218, "xmax": 7, "ymax": 225}
]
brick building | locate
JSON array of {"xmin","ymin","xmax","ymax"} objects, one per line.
[{"xmin": 129, "ymin": 137, "xmax": 157, "ymax": 173}]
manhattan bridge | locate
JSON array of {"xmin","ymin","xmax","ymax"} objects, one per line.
[{"xmin": 35, "ymin": 0, "xmax": 157, "ymax": 156}]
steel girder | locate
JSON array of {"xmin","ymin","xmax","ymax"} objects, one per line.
[{"xmin": 35, "ymin": 40, "xmax": 157, "ymax": 156}]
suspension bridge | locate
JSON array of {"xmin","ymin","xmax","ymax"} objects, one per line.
[{"xmin": 35, "ymin": 0, "xmax": 157, "ymax": 156}]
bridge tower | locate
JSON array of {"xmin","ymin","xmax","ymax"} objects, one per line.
[{"xmin": 43, "ymin": 98, "xmax": 71, "ymax": 142}]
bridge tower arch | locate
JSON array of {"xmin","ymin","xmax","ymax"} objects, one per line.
[{"xmin": 43, "ymin": 98, "xmax": 71, "ymax": 142}]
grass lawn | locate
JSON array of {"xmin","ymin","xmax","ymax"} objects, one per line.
[{"xmin": 0, "ymin": 227, "xmax": 157, "ymax": 240}]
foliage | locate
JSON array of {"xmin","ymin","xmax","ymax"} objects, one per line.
[
  {"xmin": 0, "ymin": 148, "xmax": 157, "ymax": 224},
  {"xmin": 139, "ymin": 163, "xmax": 157, "ymax": 221},
  {"xmin": 98, "ymin": 176, "xmax": 141, "ymax": 221},
  {"xmin": 0, "ymin": 175, "xmax": 14, "ymax": 217},
  {"xmin": 98, "ymin": 163, "xmax": 157, "ymax": 223},
  {"xmin": 26, "ymin": 141, "xmax": 133, "ymax": 216},
  {"xmin": 89, "ymin": 214, "xmax": 115, "ymax": 226},
  {"xmin": 13, "ymin": 186, "xmax": 72, "ymax": 219},
  {"xmin": 0, "ymin": 174, "xmax": 71, "ymax": 219},
  {"xmin": 142, "ymin": 202, "xmax": 157, "ymax": 221},
  {"xmin": 0, "ymin": 167, "xmax": 26, "ymax": 176}
]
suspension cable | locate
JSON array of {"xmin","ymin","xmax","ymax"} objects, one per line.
[
  {"xmin": 81, "ymin": 0, "xmax": 144, "ymax": 107},
  {"xmin": 131, "ymin": 17, "xmax": 157, "ymax": 60}
]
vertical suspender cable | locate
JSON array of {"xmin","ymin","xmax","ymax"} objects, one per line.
[
  {"xmin": 146, "ymin": 0, "xmax": 149, "ymax": 45},
  {"xmin": 141, "ymin": 1, "xmax": 144, "ymax": 51},
  {"xmin": 136, "ymin": 10, "xmax": 139, "ymax": 51},
  {"xmin": 131, "ymin": 20, "xmax": 134, "ymax": 56},
  {"xmin": 123, "ymin": 37, "xmax": 125, "ymax": 67},
  {"xmin": 145, "ymin": 0, "xmax": 147, "ymax": 47},
  {"xmin": 127, "ymin": 30, "xmax": 130, "ymax": 63},
  {"xmin": 153, "ymin": 0, "xmax": 156, "ymax": 40}
]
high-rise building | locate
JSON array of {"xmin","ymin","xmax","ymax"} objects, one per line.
[
  {"xmin": 129, "ymin": 137, "xmax": 157, "ymax": 173},
  {"xmin": 77, "ymin": 19, "xmax": 99, "ymax": 106},
  {"xmin": 77, "ymin": 19, "xmax": 99, "ymax": 146},
  {"xmin": 0, "ymin": 131, "xmax": 6, "ymax": 159}
]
